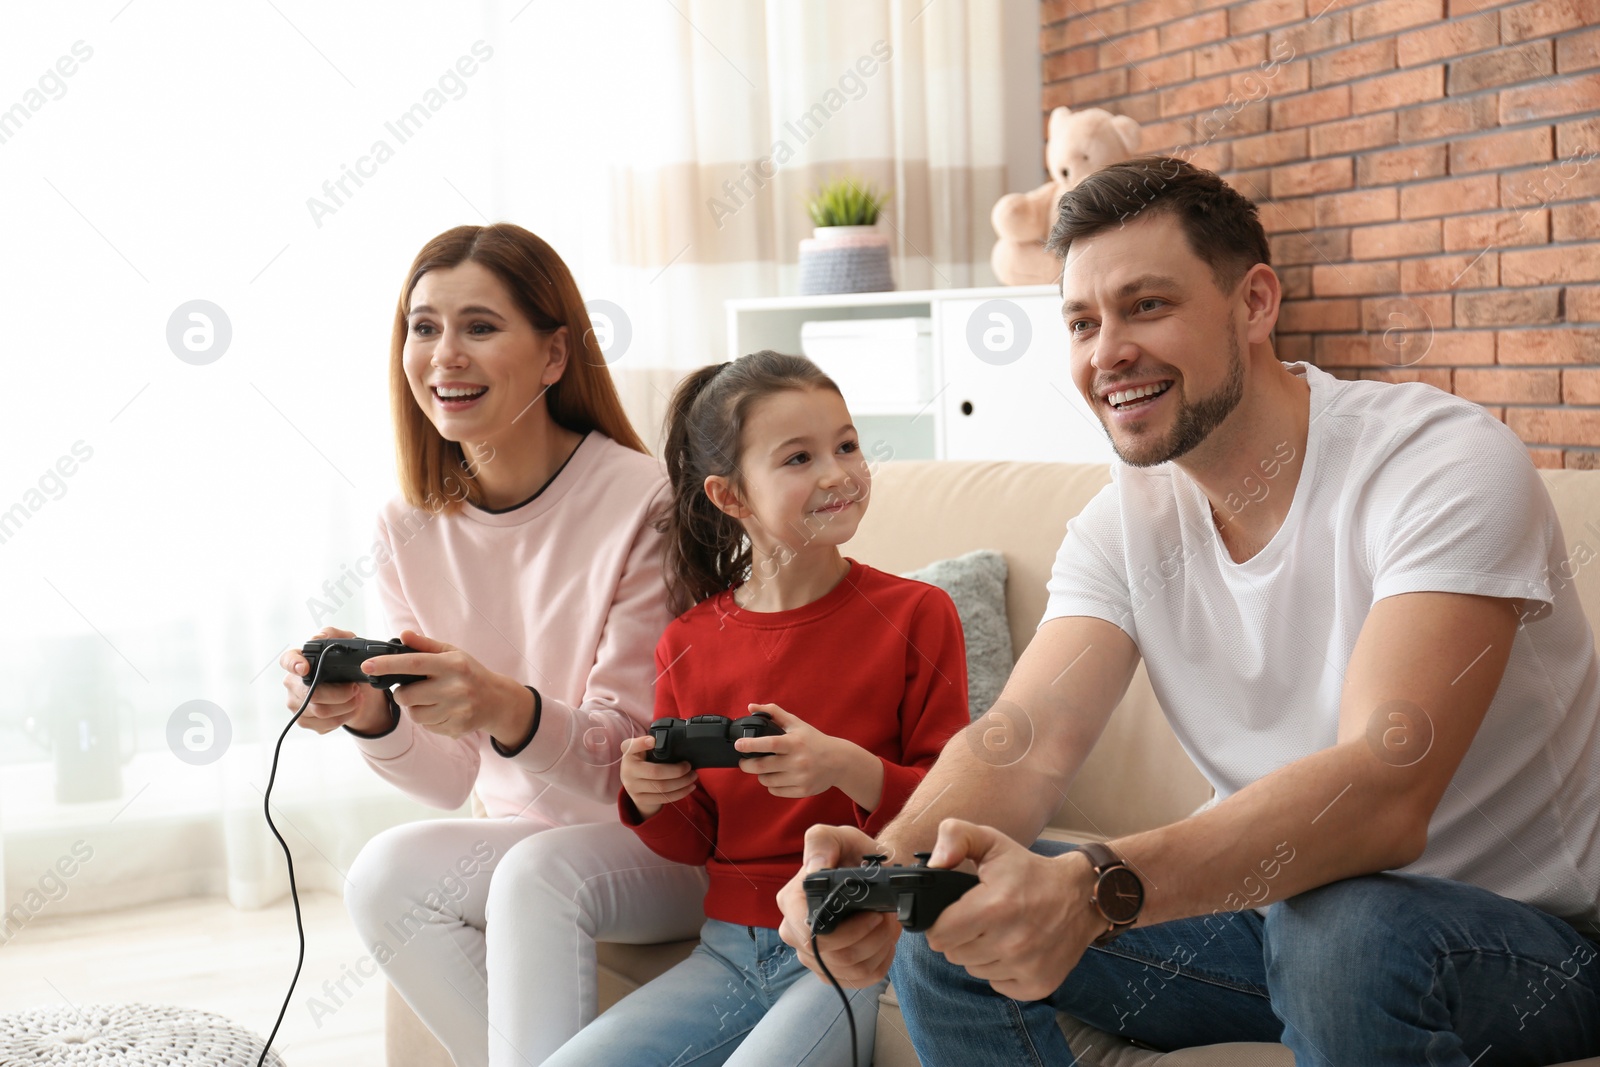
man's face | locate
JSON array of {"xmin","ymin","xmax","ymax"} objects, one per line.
[{"xmin": 1062, "ymin": 211, "xmax": 1249, "ymax": 468}]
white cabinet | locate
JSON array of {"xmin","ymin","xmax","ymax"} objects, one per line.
[{"xmin": 726, "ymin": 286, "xmax": 1116, "ymax": 464}]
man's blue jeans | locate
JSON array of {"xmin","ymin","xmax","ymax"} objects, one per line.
[{"xmin": 891, "ymin": 839, "xmax": 1600, "ymax": 1066}]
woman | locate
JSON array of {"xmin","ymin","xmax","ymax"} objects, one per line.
[{"xmin": 279, "ymin": 223, "xmax": 707, "ymax": 1067}]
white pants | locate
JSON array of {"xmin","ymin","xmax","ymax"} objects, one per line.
[{"xmin": 345, "ymin": 817, "xmax": 710, "ymax": 1067}]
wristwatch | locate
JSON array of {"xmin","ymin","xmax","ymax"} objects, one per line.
[{"xmin": 1079, "ymin": 842, "xmax": 1144, "ymax": 945}]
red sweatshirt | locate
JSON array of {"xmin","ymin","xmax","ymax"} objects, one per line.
[{"xmin": 620, "ymin": 558, "xmax": 970, "ymax": 928}]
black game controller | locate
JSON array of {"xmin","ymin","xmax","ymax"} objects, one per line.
[
  {"xmin": 805, "ymin": 853, "xmax": 979, "ymax": 934},
  {"xmin": 301, "ymin": 637, "xmax": 427, "ymax": 689},
  {"xmin": 645, "ymin": 712, "xmax": 784, "ymax": 767}
]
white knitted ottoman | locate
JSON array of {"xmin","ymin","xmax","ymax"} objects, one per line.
[{"xmin": 0, "ymin": 1004, "xmax": 286, "ymax": 1065}]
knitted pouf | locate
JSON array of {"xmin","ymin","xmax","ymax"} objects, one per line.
[{"xmin": 0, "ymin": 1004, "xmax": 286, "ymax": 1065}]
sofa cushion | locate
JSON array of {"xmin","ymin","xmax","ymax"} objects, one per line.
[{"xmin": 901, "ymin": 549, "xmax": 1013, "ymax": 719}]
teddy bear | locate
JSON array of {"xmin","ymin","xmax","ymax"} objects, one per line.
[{"xmin": 990, "ymin": 106, "xmax": 1142, "ymax": 286}]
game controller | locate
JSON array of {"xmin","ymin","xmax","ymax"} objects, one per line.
[
  {"xmin": 804, "ymin": 853, "xmax": 979, "ymax": 934},
  {"xmin": 300, "ymin": 637, "xmax": 427, "ymax": 689},
  {"xmin": 645, "ymin": 712, "xmax": 784, "ymax": 767}
]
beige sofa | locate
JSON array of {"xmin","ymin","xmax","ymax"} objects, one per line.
[{"xmin": 387, "ymin": 458, "xmax": 1600, "ymax": 1067}]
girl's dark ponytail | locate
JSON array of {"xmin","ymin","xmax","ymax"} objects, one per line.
[{"xmin": 656, "ymin": 351, "xmax": 840, "ymax": 616}]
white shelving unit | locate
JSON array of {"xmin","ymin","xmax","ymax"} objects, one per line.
[{"xmin": 726, "ymin": 285, "xmax": 1115, "ymax": 464}]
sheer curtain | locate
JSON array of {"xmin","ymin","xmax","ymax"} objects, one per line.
[{"xmin": 0, "ymin": 0, "xmax": 1017, "ymax": 921}]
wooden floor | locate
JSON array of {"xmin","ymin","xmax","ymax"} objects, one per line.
[{"xmin": 0, "ymin": 891, "xmax": 385, "ymax": 1066}]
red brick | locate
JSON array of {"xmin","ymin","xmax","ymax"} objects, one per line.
[
  {"xmin": 1567, "ymin": 284, "xmax": 1600, "ymax": 319},
  {"xmin": 1501, "ymin": 72, "xmax": 1600, "ymax": 124},
  {"xmin": 1502, "ymin": 244, "xmax": 1600, "ymax": 285},
  {"xmin": 1362, "ymin": 293, "xmax": 1452, "ymax": 331},
  {"xmin": 1555, "ymin": 116, "xmax": 1600, "ymax": 157},
  {"xmin": 1529, "ymin": 447, "xmax": 1566, "ymax": 468},
  {"xmin": 1043, "ymin": 46, "xmax": 1098, "ymax": 82},
  {"xmin": 1557, "ymin": 26, "xmax": 1600, "ymax": 72},
  {"xmin": 1394, "ymin": 17, "xmax": 1499, "ymax": 67},
  {"xmin": 1193, "ymin": 98, "xmax": 1270, "ymax": 142},
  {"xmin": 1506, "ymin": 407, "xmax": 1600, "ymax": 445},
  {"xmin": 1129, "ymin": 0, "xmax": 1192, "ymax": 31},
  {"xmin": 1100, "ymin": 28, "xmax": 1162, "ymax": 67},
  {"xmin": 1043, "ymin": 12, "xmax": 1127, "ymax": 50},
  {"xmin": 1271, "ymin": 85, "xmax": 1353, "ymax": 127},
  {"xmin": 1500, "ymin": 0, "xmax": 1600, "ymax": 44},
  {"xmin": 1400, "ymin": 174, "xmax": 1500, "ymax": 218},
  {"xmin": 1269, "ymin": 13, "xmax": 1353, "ymax": 59},
  {"xmin": 1401, "ymin": 251, "xmax": 1499, "ymax": 291},
  {"xmin": 1562, "ymin": 367, "xmax": 1600, "ymax": 402},
  {"xmin": 1310, "ymin": 113, "xmax": 1398, "ymax": 156},
  {"xmin": 1362, "ymin": 367, "xmax": 1455, "ymax": 389},
  {"xmin": 1500, "ymin": 159, "xmax": 1600, "ymax": 208},
  {"xmin": 1443, "ymin": 208, "xmax": 1551, "ymax": 250},
  {"xmin": 1352, "ymin": 219, "xmax": 1444, "ymax": 258},
  {"xmin": 1447, "ymin": 0, "xmax": 1522, "ymax": 12},
  {"xmin": 1313, "ymin": 38, "xmax": 1397, "ymax": 87},
  {"xmin": 1195, "ymin": 34, "xmax": 1268, "ymax": 76},
  {"xmin": 1067, "ymin": 67, "xmax": 1129, "ymax": 104},
  {"xmin": 1273, "ymin": 156, "xmax": 1356, "ymax": 197},
  {"xmin": 1455, "ymin": 368, "xmax": 1561, "ymax": 403},
  {"xmin": 1234, "ymin": 128, "xmax": 1310, "ymax": 168},
  {"xmin": 1397, "ymin": 96, "xmax": 1499, "ymax": 143},
  {"xmin": 1316, "ymin": 187, "xmax": 1400, "ymax": 225},
  {"xmin": 1139, "ymin": 117, "xmax": 1196, "ymax": 152},
  {"xmin": 1115, "ymin": 91, "xmax": 1164, "ymax": 124},
  {"xmin": 1358, "ymin": 143, "xmax": 1449, "ymax": 185},
  {"xmin": 1498, "ymin": 326, "xmax": 1600, "ymax": 361},
  {"xmin": 1448, "ymin": 41, "xmax": 1554, "ymax": 94},
  {"xmin": 1438, "ymin": 329, "xmax": 1500, "ymax": 362},
  {"xmin": 1565, "ymin": 448, "xmax": 1600, "ymax": 467},
  {"xmin": 1353, "ymin": 65, "xmax": 1446, "ymax": 114},
  {"xmin": 1130, "ymin": 51, "xmax": 1196, "ymax": 92},
  {"xmin": 1279, "ymin": 264, "xmax": 1314, "ymax": 298},
  {"xmin": 1278, "ymin": 297, "xmax": 1362, "ymax": 331},
  {"xmin": 1228, "ymin": 166, "xmax": 1275, "ymax": 201},
  {"xmin": 1313, "ymin": 260, "xmax": 1401, "ymax": 294},
  {"xmin": 1271, "ymin": 227, "xmax": 1351, "ymax": 264},
  {"xmin": 1457, "ymin": 288, "xmax": 1564, "ymax": 325},
  {"xmin": 1450, "ymin": 126, "xmax": 1555, "ymax": 175},
  {"xmin": 1232, "ymin": 56, "xmax": 1311, "ymax": 97},
  {"xmin": 1353, "ymin": 0, "xmax": 1444, "ymax": 37},
  {"xmin": 1257, "ymin": 196, "xmax": 1315, "ymax": 232},
  {"xmin": 1161, "ymin": 10, "xmax": 1229, "ymax": 52},
  {"xmin": 1231, "ymin": 0, "xmax": 1306, "ymax": 34},
  {"xmin": 1552, "ymin": 202, "xmax": 1600, "ymax": 240},
  {"xmin": 1313, "ymin": 332, "xmax": 1440, "ymax": 368},
  {"xmin": 1183, "ymin": 141, "xmax": 1234, "ymax": 173},
  {"xmin": 1161, "ymin": 74, "xmax": 1233, "ymax": 116}
]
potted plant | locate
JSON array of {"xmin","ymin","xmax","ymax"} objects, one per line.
[{"xmin": 798, "ymin": 177, "xmax": 895, "ymax": 295}]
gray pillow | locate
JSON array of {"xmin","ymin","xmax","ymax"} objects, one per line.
[{"xmin": 900, "ymin": 549, "xmax": 1014, "ymax": 720}]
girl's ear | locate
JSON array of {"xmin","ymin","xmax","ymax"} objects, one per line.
[
  {"xmin": 703, "ymin": 473, "xmax": 752, "ymax": 520},
  {"xmin": 540, "ymin": 325, "xmax": 571, "ymax": 385}
]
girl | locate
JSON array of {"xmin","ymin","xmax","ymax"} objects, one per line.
[
  {"xmin": 542, "ymin": 350, "xmax": 971, "ymax": 1066},
  {"xmin": 278, "ymin": 223, "xmax": 708, "ymax": 1067}
]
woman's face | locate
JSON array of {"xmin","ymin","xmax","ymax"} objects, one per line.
[{"xmin": 402, "ymin": 261, "xmax": 567, "ymax": 444}]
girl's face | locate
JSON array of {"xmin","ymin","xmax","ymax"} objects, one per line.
[
  {"xmin": 709, "ymin": 385, "xmax": 871, "ymax": 554},
  {"xmin": 402, "ymin": 261, "xmax": 568, "ymax": 443}
]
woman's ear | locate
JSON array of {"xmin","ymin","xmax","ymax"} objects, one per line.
[
  {"xmin": 703, "ymin": 473, "xmax": 752, "ymax": 520},
  {"xmin": 540, "ymin": 325, "xmax": 571, "ymax": 385}
]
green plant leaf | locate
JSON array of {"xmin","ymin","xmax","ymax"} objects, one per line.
[{"xmin": 804, "ymin": 176, "xmax": 893, "ymax": 227}]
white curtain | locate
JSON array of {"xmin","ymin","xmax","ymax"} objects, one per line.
[{"xmin": 0, "ymin": 0, "xmax": 1014, "ymax": 921}]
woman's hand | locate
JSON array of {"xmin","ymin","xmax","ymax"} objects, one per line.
[
  {"xmin": 280, "ymin": 627, "xmax": 392, "ymax": 735},
  {"xmin": 620, "ymin": 734, "xmax": 698, "ymax": 819},
  {"xmin": 362, "ymin": 629, "xmax": 533, "ymax": 746},
  {"xmin": 735, "ymin": 704, "xmax": 883, "ymax": 810}
]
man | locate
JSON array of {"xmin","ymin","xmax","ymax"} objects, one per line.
[{"xmin": 776, "ymin": 156, "xmax": 1600, "ymax": 1066}]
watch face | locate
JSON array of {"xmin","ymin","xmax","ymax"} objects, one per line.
[{"xmin": 1097, "ymin": 868, "xmax": 1143, "ymax": 923}]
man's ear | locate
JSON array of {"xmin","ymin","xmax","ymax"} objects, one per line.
[
  {"xmin": 1242, "ymin": 264, "xmax": 1281, "ymax": 347},
  {"xmin": 703, "ymin": 473, "xmax": 752, "ymax": 520},
  {"xmin": 541, "ymin": 326, "xmax": 571, "ymax": 385}
]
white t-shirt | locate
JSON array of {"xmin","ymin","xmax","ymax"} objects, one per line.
[{"xmin": 1042, "ymin": 360, "xmax": 1600, "ymax": 928}]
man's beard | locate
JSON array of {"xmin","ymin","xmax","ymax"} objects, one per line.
[{"xmin": 1105, "ymin": 332, "xmax": 1246, "ymax": 468}]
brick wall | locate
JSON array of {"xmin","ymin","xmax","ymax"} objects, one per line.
[{"xmin": 1041, "ymin": 0, "xmax": 1600, "ymax": 468}]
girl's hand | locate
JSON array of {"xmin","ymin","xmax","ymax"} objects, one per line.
[
  {"xmin": 736, "ymin": 704, "xmax": 881, "ymax": 808},
  {"xmin": 362, "ymin": 629, "xmax": 532, "ymax": 746},
  {"xmin": 621, "ymin": 734, "xmax": 698, "ymax": 819},
  {"xmin": 280, "ymin": 628, "xmax": 392, "ymax": 735}
]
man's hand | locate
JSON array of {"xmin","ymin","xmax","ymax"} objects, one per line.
[
  {"xmin": 923, "ymin": 818, "xmax": 1108, "ymax": 1002},
  {"xmin": 363, "ymin": 629, "xmax": 531, "ymax": 746},
  {"xmin": 777, "ymin": 824, "xmax": 904, "ymax": 988}
]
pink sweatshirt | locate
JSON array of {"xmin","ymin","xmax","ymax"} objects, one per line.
[{"xmin": 351, "ymin": 431, "xmax": 676, "ymax": 828}]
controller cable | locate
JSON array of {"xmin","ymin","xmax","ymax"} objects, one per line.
[
  {"xmin": 256, "ymin": 652, "xmax": 331, "ymax": 1067},
  {"xmin": 809, "ymin": 880, "xmax": 865, "ymax": 1067}
]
